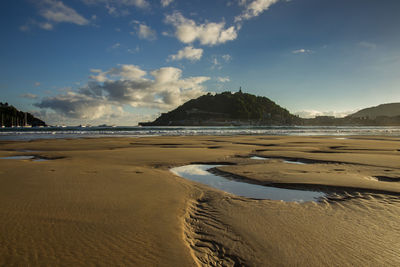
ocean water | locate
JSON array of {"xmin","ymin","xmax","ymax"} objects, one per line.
[{"xmin": 1, "ymin": 126, "xmax": 400, "ymax": 141}]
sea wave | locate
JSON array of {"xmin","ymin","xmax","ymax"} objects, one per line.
[{"xmin": 1, "ymin": 126, "xmax": 400, "ymax": 141}]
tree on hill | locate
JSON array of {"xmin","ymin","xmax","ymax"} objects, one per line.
[
  {"xmin": 0, "ymin": 102, "xmax": 46, "ymax": 127},
  {"xmin": 140, "ymin": 91, "xmax": 301, "ymax": 126}
]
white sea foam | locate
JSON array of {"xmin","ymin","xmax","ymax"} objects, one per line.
[{"xmin": 1, "ymin": 126, "xmax": 400, "ymax": 141}]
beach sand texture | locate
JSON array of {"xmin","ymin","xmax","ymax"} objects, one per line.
[{"xmin": 1, "ymin": 136, "xmax": 400, "ymax": 266}]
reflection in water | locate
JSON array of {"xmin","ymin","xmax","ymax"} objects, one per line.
[
  {"xmin": 0, "ymin": 156, "xmax": 48, "ymax": 161},
  {"xmin": 1, "ymin": 156, "xmax": 35, "ymax": 160},
  {"xmin": 284, "ymin": 160, "xmax": 306, "ymax": 165},
  {"xmin": 171, "ymin": 164, "xmax": 325, "ymax": 202},
  {"xmin": 250, "ymin": 156, "xmax": 269, "ymax": 160}
]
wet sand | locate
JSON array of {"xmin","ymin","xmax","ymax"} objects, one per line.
[{"xmin": 0, "ymin": 136, "xmax": 400, "ymax": 266}]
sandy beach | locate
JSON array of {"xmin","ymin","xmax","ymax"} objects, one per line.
[{"xmin": 1, "ymin": 135, "xmax": 400, "ymax": 266}]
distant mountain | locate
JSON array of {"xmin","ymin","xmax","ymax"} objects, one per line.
[
  {"xmin": 140, "ymin": 91, "xmax": 302, "ymax": 126},
  {"xmin": 301, "ymin": 102, "xmax": 400, "ymax": 126},
  {"xmin": 0, "ymin": 102, "xmax": 46, "ymax": 127},
  {"xmin": 347, "ymin": 103, "xmax": 400, "ymax": 119}
]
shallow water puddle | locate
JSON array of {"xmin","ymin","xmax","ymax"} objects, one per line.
[
  {"xmin": 1, "ymin": 156, "xmax": 35, "ymax": 160},
  {"xmin": 0, "ymin": 156, "xmax": 48, "ymax": 161},
  {"xmin": 283, "ymin": 160, "xmax": 307, "ymax": 165},
  {"xmin": 250, "ymin": 156, "xmax": 269, "ymax": 160},
  {"xmin": 171, "ymin": 164, "xmax": 325, "ymax": 202},
  {"xmin": 251, "ymin": 156, "xmax": 307, "ymax": 165}
]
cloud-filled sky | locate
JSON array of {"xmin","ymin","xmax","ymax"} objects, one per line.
[{"xmin": 1, "ymin": 0, "xmax": 400, "ymax": 125}]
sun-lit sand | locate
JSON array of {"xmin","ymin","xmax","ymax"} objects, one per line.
[{"xmin": 1, "ymin": 136, "xmax": 400, "ymax": 266}]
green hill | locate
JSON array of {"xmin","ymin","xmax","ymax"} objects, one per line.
[
  {"xmin": 347, "ymin": 103, "xmax": 400, "ymax": 119},
  {"xmin": 0, "ymin": 102, "xmax": 46, "ymax": 127},
  {"xmin": 140, "ymin": 91, "xmax": 301, "ymax": 126}
]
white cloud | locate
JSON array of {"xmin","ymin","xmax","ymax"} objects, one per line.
[
  {"xmin": 212, "ymin": 58, "xmax": 221, "ymax": 70},
  {"xmin": 19, "ymin": 24, "xmax": 30, "ymax": 32},
  {"xmin": 40, "ymin": 0, "xmax": 89, "ymax": 26},
  {"xmin": 169, "ymin": 46, "xmax": 203, "ymax": 61},
  {"xmin": 217, "ymin": 76, "xmax": 230, "ymax": 83},
  {"xmin": 20, "ymin": 19, "xmax": 55, "ymax": 31},
  {"xmin": 210, "ymin": 54, "xmax": 232, "ymax": 69},
  {"xmin": 89, "ymin": 64, "xmax": 147, "ymax": 82},
  {"xmin": 82, "ymin": 0, "xmax": 148, "ymax": 16},
  {"xmin": 108, "ymin": 5, "xmax": 130, "ymax": 16},
  {"xmin": 295, "ymin": 110, "xmax": 354, "ymax": 118},
  {"xmin": 39, "ymin": 22, "xmax": 54, "ymax": 30},
  {"xmin": 162, "ymin": 31, "xmax": 172, "ymax": 37},
  {"xmin": 82, "ymin": 0, "xmax": 148, "ymax": 9},
  {"xmin": 165, "ymin": 12, "xmax": 237, "ymax": 46},
  {"xmin": 138, "ymin": 24, "xmax": 157, "ymax": 40},
  {"xmin": 358, "ymin": 41, "xmax": 377, "ymax": 49},
  {"xmin": 161, "ymin": 0, "xmax": 174, "ymax": 7},
  {"xmin": 111, "ymin": 42, "xmax": 121, "ymax": 49},
  {"xmin": 235, "ymin": 0, "xmax": 280, "ymax": 22},
  {"xmin": 21, "ymin": 93, "xmax": 39, "ymax": 99},
  {"xmin": 21, "ymin": 0, "xmax": 90, "ymax": 31},
  {"xmin": 36, "ymin": 64, "xmax": 210, "ymax": 120},
  {"xmin": 127, "ymin": 45, "xmax": 140, "ymax": 54},
  {"xmin": 222, "ymin": 54, "xmax": 232, "ymax": 62},
  {"xmin": 108, "ymin": 43, "xmax": 140, "ymax": 54},
  {"xmin": 292, "ymin": 49, "xmax": 313, "ymax": 54},
  {"xmin": 132, "ymin": 21, "xmax": 157, "ymax": 40},
  {"xmin": 34, "ymin": 107, "xmax": 153, "ymax": 126}
]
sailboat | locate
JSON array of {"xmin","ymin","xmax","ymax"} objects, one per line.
[
  {"xmin": 16, "ymin": 117, "xmax": 21, "ymax": 128},
  {"xmin": 23, "ymin": 112, "xmax": 32, "ymax": 128}
]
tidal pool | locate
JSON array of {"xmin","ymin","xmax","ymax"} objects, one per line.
[
  {"xmin": 251, "ymin": 156, "xmax": 307, "ymax": 165},
  {"xmin": 250, "ymin": 156, "xmax": 269, "ymax": 160},
  {"xmin": 0, "ymin": 156, "xmax": 48, "ymax": 161},
  {"xmin": 171, "ymin": 164, "xmax": 325, "ymax": 202}
]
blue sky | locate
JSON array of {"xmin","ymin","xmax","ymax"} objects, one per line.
[{"xmin": 1, "ymin": 0, "xmax": 400, "ymax": 125}]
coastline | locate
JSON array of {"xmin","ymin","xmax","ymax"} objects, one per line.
[
  {"xmin": 1, "ymin": 135, "xmax": 400, "ymax": 266},
  {"xmin": 2, "ymin": 125, "xmax": 400, "ymax": 142}
]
